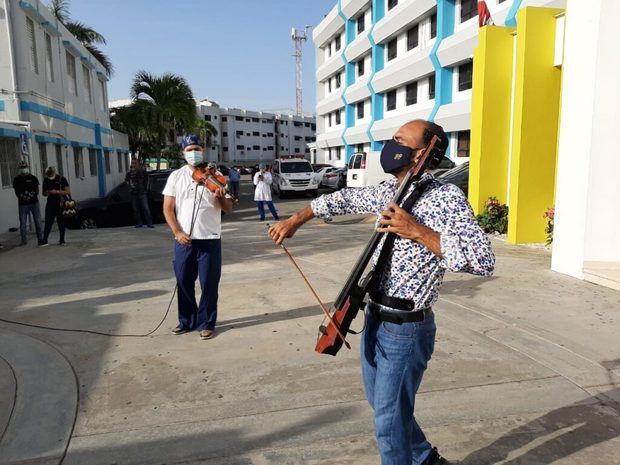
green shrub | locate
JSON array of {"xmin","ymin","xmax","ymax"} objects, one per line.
[{"xmin": 476, "ymin": 197, "xmax": 508, "ymax": 234}]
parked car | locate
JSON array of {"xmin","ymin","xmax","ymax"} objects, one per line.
[
  {"xmin": 272, "ymin": 157, "xmax": 319, "ymax": 198},
  {"xmin": 239, "ymin": 166, "xmax": 252, "ymax": 175},
  {"xmin": 67, "ymin": 170, "xmax": 173, "ymax": 229},
  {"xmin": 313, "ymin": 166, "xmax": 338, "ymax": 187},
  {"xmin": 323, "ymin": 167, "xmax": 347, "ymax": 190},
  {"xmin": 312, "ymin": 163, "xmax": 334, "ymax": 172},
  {"xmin": 436, "ymin": 162, "xmax": 469, "ymax": 196},
  {"xmin": 217, "ymin": 164, "xmax": 230, "ymax": 176}
]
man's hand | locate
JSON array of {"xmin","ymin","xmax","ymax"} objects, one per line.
[
  {"xmin": 377, "ymin": 202, "xmax": 443, "ymax": 257},
  {"xmin": 174, "ymin": 231, "xmax": 192, "ymax": 246},
  {"xmin": 213, "ymin": 186, "xmax": 226, "ymax": 199},
  {"xmin": 268, "ymin": 218, "xmax": 300, "ymax": 245},
  {"xmin": 377, "ymin": 202, "xmax": 428, "ymax": 241}
]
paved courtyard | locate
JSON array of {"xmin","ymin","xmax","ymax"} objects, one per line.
[{"xmin": 0, "ymin": 180, "xmax": 619, "ymax": 465}]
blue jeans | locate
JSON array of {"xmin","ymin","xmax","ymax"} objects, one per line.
[
  {"xmin": 256, "ymin": 201, "xmax": 278, "ymax": 220},
  {"xmin": 18, "ymin": 202, "xmax": 43, "ymax": 244},
  {"xmin": 173, "ymin": 239, "xmax": 222, "ymax": 331},
  {"xmin": 229, "ymin": 181, "xmax": 240, "ymax": 198},
  {"xmin": 131, "ymin": 192, "xmax": 153, "ymax": 226},
  {"xmin": 361, "ymin": 307, "xmax": 437, "ymax": 465}
]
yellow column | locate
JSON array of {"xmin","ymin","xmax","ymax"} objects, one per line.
[
  {"xmin": 469, "ymin": 26, "xmax": 515, "ymax": 214},
  {"xmin": 508, "ymin": 7, "xmax": 563, "ymax": 243}
]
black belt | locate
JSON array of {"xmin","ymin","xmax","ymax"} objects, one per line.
[
  {"xmin": 369, "ymin": 292, "xmax": 416, "ymax": 311},
  {"xmin": 368, "ymin": 297, "xmax": 431, "ymax": 325}
]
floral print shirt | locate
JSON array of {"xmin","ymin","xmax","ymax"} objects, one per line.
[{"xmin": 310, "ymin": 173, "xmax": 495, "ymax": 310}]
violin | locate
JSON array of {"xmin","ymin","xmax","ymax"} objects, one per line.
[
  {"xmin": 314, "ymin": 135, "xmax": 442, "ymax": 356},
  {"xmin": 191, "ymin": 163, "xmax": 228, "ymax": 193}
]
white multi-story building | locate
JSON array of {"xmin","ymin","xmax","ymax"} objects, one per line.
[
  {"xmin": 0, "ymin": 0, "xmax": 129, "ymax": 233},
  {"xmin": 196, "ymin": 99, "xmax": 316, "ymax": 164},
  {"xmin": 313, "ymin": 0, "xmax": 564, "ymax": 169}
]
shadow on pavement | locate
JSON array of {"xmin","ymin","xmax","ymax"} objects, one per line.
[{"xmin": 460, "ymin": 388, "xmax": 620, "ymax": 465}]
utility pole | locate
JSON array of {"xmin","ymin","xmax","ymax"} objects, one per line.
[{"xmin": 291, "ymin": 26, "xmax": 311, "ymax": 116}]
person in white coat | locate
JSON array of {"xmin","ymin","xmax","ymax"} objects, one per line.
[{"xmin": 253, "ymin": 164, "xmax": 279, "ymax": 221}]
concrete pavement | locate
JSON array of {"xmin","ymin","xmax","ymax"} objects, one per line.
[{"xmin": 0, "ymin": 179, "xmax": 618, "ymax": 464}]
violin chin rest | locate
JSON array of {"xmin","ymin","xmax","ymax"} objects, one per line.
[{"xmin": 318, "ymin": 325, "xmax": 327, "ymax": 335}]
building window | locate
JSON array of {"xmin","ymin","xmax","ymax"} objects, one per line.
[
  {"xmin": 387, "ymin": 0, "xmax": 398, "ymax": 11},
  {"xmin": 236, "ymin": 145, "xmax": 244, "ymax": 150},
  {"xmin": 204, "ymin": 115, "xmax": 211, "ymax": 121},
  {"xmin": 0, "ymin": 138, "xmax": 20, "ymax": 188},
  {"xmin": 335, "ymin": 34, "xmax": 341, "ymax": 51},
  {"xmin": 406, "ymin": 82, "xmax": 418, "ymax": 106},
  {"xmin": 311, "ymin": 123, "xmax": 316, "ymax": 130},
  {"xmin": 116, "ymin": 151, "xmax": 123, "ymax": 172},
  {"xmin": 82, "ymin": 65, "xmax": 92, "ymax": 104},
  {"xmin": 252, "ymin": 117, "xmax": 259, "ymax": 122},
  {"xmin": 460, "ymin": 0, "xmax": 478, "ymax": 23},
  {"xmin": 335, "ymin": 110, "xmax": 341, "ymax": 125},
  {"xmin": 236, "ymin": 131, "xmax": 243, "ymax": 136},
  {"xmin": 358, "ymin": 58, "xmax": 365, "ymax": 77},
  {"xmin": 457, "ymin": 130, "xmax": 471, "ymax": 157},
  {"xmin": 235, "ymin": 116, "xmax": 243, "ymax": 121},
  {"xmin": 328, "ymin": 113, "xmax": 333, "ymax": 126},
  {"xmin": 428, "ymin": 74, "xmax": 436, "ymax": 99},
  {"xmin": 37, "ymin": 142, "xmax": 48, "ymax": 179},
  {"xmin": 104, "ymin": 151, "xmax": 111, "ymax": 174},
  {"xmin": 66, "ymin": 51, "xmax": 77, "ymax": 95},
  {"xmin": 26, "ymin": 17, "xmax": 39, "ymax": 74},
  {"xmin": 222, "ymin": 131, "xmax": 228, "ymax": 137},
  {"xmin": 246, "ymin": 118, "xmax": 251, "ymax": 122},
  {"xmin": 45, "ymin": 33, "xmax": 54, "ymax": 82},
  {"xmin": 294, "ymin": 148, "xmax": 300, "ymax": 153},
  {"xmin": 55, "ymin": 144, "xmax": 64, "ymax": 175},
  {"xmin": 74, "ymin": 147, "xmax": 84, "ymax": 178},
  {"xmin": 252, "ymin": 131, "xmax": 259, "ymax": 136},
  {"xmin": 407, "ymin": 24, "xmax": 419, "ymax": 50},
  {"xmin": 357, "ymin": 101, "xmax": 365, "ymax": 119},
  {"xmin": 498, "ymin": 0, "xmax": 507, "ymax": 2},
  {"xmin": 253, "ymin": 145, "xmax": 260, "ymax": 150},
  {"xmin": 387, "ymin": 38, "xmax": 397, "ymax": 61},
  {"xmin": 99, "ymin": 79, "xmax": 107, "ymax": 110},
  {"xmin": 88, "ymin": 148, "xmax": 97, "ymax": 176},
  {"xmin": 328, "ymin": 79, "xmax": 332, "ymax": 92},
  {"xmin": 267, "ymin": 132, "xmax": 274, "ymax": 137},
  {"xmin": 268, "ymin": 146, "xmax": 274, "ymax": 150},
  {"xmin": 356, "ymin": 143, "xmax": 364, "ymax": 153},
  {"xmin": 222, "ymin": 116, "xmax": 227, "ymax": 122},
  {"xmin": 246, "ymin": 133, "xmax": 251, "ymax": 136},
  {"xmin": 458, "ymin": 62, "xmax": 473, "ymax": 91},
  {"xmin": 335, "ymin": 73, "xmax": 341, "ymax": 88},
  {"xmin": 223, "ymin": 146, "xmax": 228, "ymax": 152},
  {"xmin": 336, "ymin": 147, "xmax": 342, "ymax": 160},
  {"xmin": 357, "ymin": 13, "xmax": 365, "ymax": 34},
  {"xmin": 386, "ymin": 90, "xmax": 397, "ymax": 111},
  {"xmin": 430, "ymin": 12, "xmax": 437, "ymax": 39}
]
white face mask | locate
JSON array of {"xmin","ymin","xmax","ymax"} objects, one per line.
[
  {"xmin": 184, "ymin": 150, "xmax": 204, "ymax": 166},
  {"xmin": 47, "ymin": 175, "xmax": 56, "ymax": 180},
  {"xmin": 19, "ymin": 168, "xmax": 29, "ymax": 175}
]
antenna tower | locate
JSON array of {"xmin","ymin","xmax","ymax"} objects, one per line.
[{"xmin": 291, "ymin": 26, "xmax": 311, "ymax": 116}]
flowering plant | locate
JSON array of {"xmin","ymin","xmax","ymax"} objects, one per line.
[
  {"xmin": 476, "ymin": 197, "xmax": 508, "ymax": 234},
  {"xmin": 543, "ymin": 207, "xmax": 554, "ymax": 245}
]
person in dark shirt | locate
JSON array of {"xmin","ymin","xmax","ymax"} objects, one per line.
[
  {"xmin": 125, "ymin": 158, "xmax": 153, "ymax": 228},
  {"xmin": 12, "ymin": 160, "xmax": 44, "ymax": 246},
  {"xmin": 42, "ymin": 166, "xmax": 70, "ymax": 245}
]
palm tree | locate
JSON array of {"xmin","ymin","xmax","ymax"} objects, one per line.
[
  {"xmin": 194, "ymin": 118, "xmax": 218, "ymax": 145},
  {"xmin": 110, "ymin": 101, "xmax": 157, "ymax": 161},
  {"xmin": 130, "ymin": 71, "xmax": 196, "ymax": 169},
  {"xmin": 48, "ymin": 0, "xmax": 113, "ymax": 76}
]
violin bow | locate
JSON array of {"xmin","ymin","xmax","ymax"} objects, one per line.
[{"xmin": 271, "ymin": 232, "xmax": 351, "ymax": 350}]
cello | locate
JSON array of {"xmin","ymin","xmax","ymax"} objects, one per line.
[{"xmin": 314, "ymin": 135, "xmax": 443, "ymax": 355}]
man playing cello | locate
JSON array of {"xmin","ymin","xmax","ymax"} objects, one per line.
[{"xmin": 268, "ymin": 120, "xmax": 495, "ymax": 465}]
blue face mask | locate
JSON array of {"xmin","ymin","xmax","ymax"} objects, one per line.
[{"xmin": 184, "ymin": 150, "xmax": 203, "ymax": 166}]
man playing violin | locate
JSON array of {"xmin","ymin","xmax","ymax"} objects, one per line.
[
  {"xmin": 268, "ymin": 120, "xmax": 495, "ymax": 465},
  {"xmin": 163, "ymin": 134, "xmax": 233, "ymax": 340}
]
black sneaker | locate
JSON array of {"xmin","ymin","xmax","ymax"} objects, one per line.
[
  {"xmin": 171, "ymin": 326, "xmax": 189, "ymax": 335},
  {"xmin": 38, "ymin": 241, "xmax": 49, "ymax": 247},
  {"xmin": 423, "ymin": 447, "xmax": 448, "ymax": 465},
  {"xmin": 58, "ymin": 241, "xmax": 66, "ymax": 246}
]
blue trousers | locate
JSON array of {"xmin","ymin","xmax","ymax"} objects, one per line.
[
  {"xmin": 18, "ymin": 202, "xmax": 43, "ymax": 244},
  {"xmin": 131, "ymin": 192, "xmax": 153, "ymax": 226},
  {"xmin": 256, "ymin": 201, "xmax": 278, "ymax": 220},
  {"xmin": 173, "ymin": 240, "xmax": 221, "ymax": 331},
  {"xmin": 361, "ymin": 307, "xmax": 437, "ymax": 465}
]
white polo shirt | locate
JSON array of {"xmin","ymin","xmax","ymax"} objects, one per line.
[{"xmin": 162, "ymin": 166, "xmax": 222, "ymax": 239}]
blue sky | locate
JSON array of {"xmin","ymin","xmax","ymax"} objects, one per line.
[{"xmin": 68, "ymin": 0, "xmax": 337, "ymax": 113}]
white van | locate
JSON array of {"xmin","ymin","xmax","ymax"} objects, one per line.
[
  {"xmin": 272, "ymin": 157, "xmax": 319, "ymax": 198},
  {"xmin": 346, "ymin": 151, "xmax": 391, "ymax": 188}
]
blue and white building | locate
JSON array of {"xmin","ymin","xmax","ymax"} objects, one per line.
[
  {"xmin": 0, "ymin": 0, "xmax": 129, "ymax": 233},
  {"xmin": 313, "ymin": 0, "xmax": 564, "ymax": 168}
]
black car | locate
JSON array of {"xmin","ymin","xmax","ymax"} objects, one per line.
[
  {"xmin": 68, "ymin": 170, "xmax": 173, "ymax": 229},
  {"xmin": 436, "ymin": 162, "xmax": 469, "ymax": 196},
  {"xmin": 217, "ymin": 164, "xmax": 230, "ymax": 176}
]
